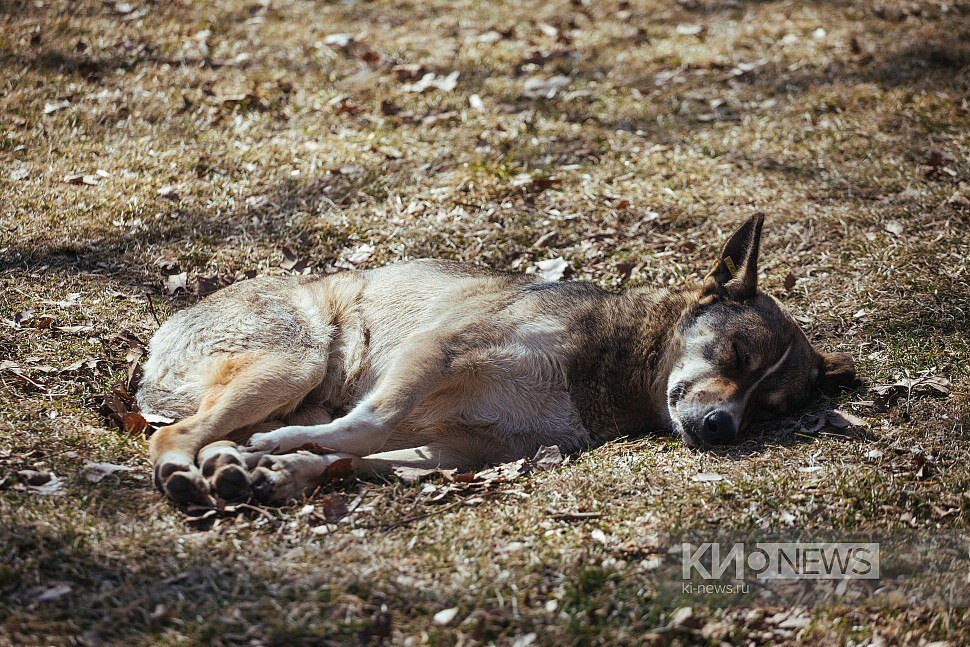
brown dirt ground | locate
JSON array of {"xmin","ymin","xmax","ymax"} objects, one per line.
[{"xmin": 1, "ymin": 0, "xmax": 968, "ymax": 644}]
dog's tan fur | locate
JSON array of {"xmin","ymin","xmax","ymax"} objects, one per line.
[{"xmin": 139, "ymin": 215, "xmax": 857, "ymax": 504}]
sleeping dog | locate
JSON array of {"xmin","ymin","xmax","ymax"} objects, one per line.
[{"xmin": 139, "ymin": 214, "xmax": 857, "ymax": 504}]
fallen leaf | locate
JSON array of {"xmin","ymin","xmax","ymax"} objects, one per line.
[
  {"xmin": 826, "ymin": 409, "xmax": 867, "ymax": 429},
  {"xmin": 163, "ymin": 272, "xmax": 188, "ymax": 295},
  {"xmin": 533, "ymin": 231, "xmax": 558, "ymax": 248},
  {"xmin": 884, "ymin": 220, "xmax": 904, "ymax": 236},
  {"xmin": 323, "ymin": 33, "xmax": 355, "ymax": 48},
  {"xmin": 82, "ymin": 462, "xmax": 133, "ymax": 483},
  {"xmin": 640, "ymin": 556, "xmax": 664, "ymax": 571},
  {"xmin": 121, "ymin": 411, "xmax": 150, "ymax": 436},
  {"xmin": 318, "ymin": 493, "xmax": 349, "ymax": 522},
  {"xmin": 522, "ymin": 75, "xmax": 571, "ymax": 99},
  {"xmin": 43, "ymin": 100, "xmax": 70, "ymax": 115},
  {"xmin": 402, "ymin": 71, "xmax": 459, "ymax": 93},
  {"xmin": 392, "ymin": 63, "xmax": 426, "ymax": 82},
  {"xmin": 865, "ymin": 449, "xmax": 884, "ymax": 460},
  {"xmin": 783, "ymin": 271, "xmax": 796, "ymax": 291},
  {"xmin": 531, "ymin": 445, "xmax": 563, "ymax": 471},
  {"xmin": 59, "ymin": 357, "xmax": 103, "ymax": 374},
  {"xmin": 23, "ymin": 471, "xmax": 64, "ymax": 495},
  {"xmin": 11, "ymin": 166, "xmax": 30, "ymax": 182},
  {"xmin": 360, "ymin": 50, "xmax": 381, "ymax": 64},
  {"xmin": 433, "ymin": 607, "xmax": 459, "ymax": 625},
  {"xmin": 779, "ymin": 615, "xmax": 811, "ymax": 630},
  {"xmin": 280, "ymin": 246, "xmax": 308, "ymax": 272},
  {"xmin": 392, "ymin": 466, "xmax": 444, "ymax": 484},
  {"xmin": 142, "ymin": 413, "xmax": 174, "ymax": 426},
  {"xmin": 0, "ymin": 362, "xmax": 46, "ymax": 391},
  {"xmin": 157, "ymin": 186, "xmax": 179, "ymax": 200},
  {"xmin": 729, "ymin": 60, "xmax": 764, "ymax": 78},
  {"xmin": 101, "ymin": 383, "xmax": 156, "ymax": 437},
  {"xmin": 923, "ymin": 149, "xmax": 952, "ymax": 168},
  {"xmin": 345, "ymin": 243, "xmax": 374, "ymax": 267},
  {"xmin": 670, "ymin": 607, "xmax": 696, "ymax": 628},
  {"xmin": 691, "ymin": 472, "xmax": 724, "ymax": 483},
  {"xmin": 475, "ymin": 458, "xmax": 529, "ymax": 482},
  {"xmin": 468, "ymin": 94, "xmax": 485, "ymax": 111},
  {"xmin": 870, "ymin": 375, "xmax": 951, "ymax": 411},
  {"xmin": 63, "ymin": 174, "xmax": 99, "ymax": 186},
  {"xmin": 33, "ymin": 583, "xmax": 72, "ymax": 602},
  {"xmin": 18, "ymin": 469, "xmax": 53, "ymax": 486},
  {"xmin": 676, "ymin": 24, "xmax": 706, "ymax": 36},
  {"xmin": 534, "ymin": 257, "xmax": 569, "ymax": 281}
]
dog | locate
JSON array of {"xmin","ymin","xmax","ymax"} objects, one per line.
[{"xmin": 138, "ymin": 214, "xmax": 857, "ymax": 505}]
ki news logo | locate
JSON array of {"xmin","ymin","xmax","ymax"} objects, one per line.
[{"xmin": 682, "ymin": 542, "xmax": 880, "ymax": 582}]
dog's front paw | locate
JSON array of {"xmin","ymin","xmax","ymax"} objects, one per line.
[
  {"xmin": 245, "ymin": 429, "xmax": 289, "ymax": 453},
  {"xmin": 198, "ymin": 443, "xmax": 251, "ymax": 501},
  {"xmin": 245, "ymin": 426, "xmax": 326, "ymax": 455},
  {"xmin": 154, "ymin": 452, "xmax": 213, "ymax": 506}
]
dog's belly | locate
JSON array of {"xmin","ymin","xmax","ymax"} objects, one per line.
[{"xmin": 379, "ymin": 347, "xmax": 593, "ymax": 458}]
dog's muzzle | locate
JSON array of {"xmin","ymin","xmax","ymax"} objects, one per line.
[
  {"xmin": 676, "ymin": 408, "xmax": 739, "ymax": 449},
  {"xmin": 702, "ymin": 409, "xmax": 737, "ymax": 443}
]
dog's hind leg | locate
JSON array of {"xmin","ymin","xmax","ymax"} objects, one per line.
[{"xmin": 149, "ymin": 351, "xmax": 328, "ymax": 505}]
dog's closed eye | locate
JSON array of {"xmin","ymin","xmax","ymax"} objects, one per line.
[{"xmin": 731, "ymin": 340, "xmax": 751, "ymax": 370}]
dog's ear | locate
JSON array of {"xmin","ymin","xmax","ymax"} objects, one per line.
[
  {"xmin": 816, "ymin": 351, "xmax": 860, "ymax": 392},
  {"xmin": 701, "ymin": 213, "xmax": 765, "ymax": 301}
]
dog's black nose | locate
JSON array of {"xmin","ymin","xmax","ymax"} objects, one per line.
[{"xmin": 703, "ymin": 410, "xmax": 736, "ymax": 443}]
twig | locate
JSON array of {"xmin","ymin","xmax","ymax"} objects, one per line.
[
  {"xmin": 548, "ymin": 510, "xmax": 603, "ymax": 521},
  {"xmin": 378, "ymin": 500, "xmax": 464, "ymax": 530},
  {"xmin": 145, "ymin": 291, "xmax": 161, "ymax": 328}
]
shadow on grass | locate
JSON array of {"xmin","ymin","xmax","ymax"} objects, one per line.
[{"xmin": 0, "ymin": 516, "xmax": 396, "ymax": 645}]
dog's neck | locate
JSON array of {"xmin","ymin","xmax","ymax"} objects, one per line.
[{"xmin": 566, "ymin": 284, "xmax": 698, "ymax": 442}]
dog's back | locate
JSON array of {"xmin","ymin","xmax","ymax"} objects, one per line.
[{"xmin": 138, "ymin": 261, "xmax": 542, "ymax": 421}]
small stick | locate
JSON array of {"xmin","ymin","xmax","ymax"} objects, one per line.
[{"xmin": 145, "ymin": 291, "xmax": 161, "ymax": 327}]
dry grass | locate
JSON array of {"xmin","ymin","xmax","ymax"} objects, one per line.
[{"xmin": 1, "ymin": 0, "xmax": 969, "ymax": 644}]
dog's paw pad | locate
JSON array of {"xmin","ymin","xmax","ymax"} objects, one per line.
[
  {"xmin": 250, "ymin": 466, "xmax": 286, "ymax": 505},
  {"xmin": 162, "ymin": 468, "xmax": 212, "ymax": 506},
  {"xmin": 210, "ymin": 463, "xmax": 251, "ymax": 501},
  {"xmin": 153, "ymin": 454, "xmax": 195, "ymax": 491},
  {"xmin": 250, "ymin": 457, "xmax": 307, "ymax": 505},
  {"xmin": 199, "ymin": 444, "xmax": 245, "ymax": 478}
]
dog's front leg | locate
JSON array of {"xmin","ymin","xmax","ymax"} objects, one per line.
[
  {"xmin": 245, "ymin": 330, "xmax": 457, "ymax": 457},
  {"xmin": 245, "ymin": 400, "xmax": 391, "ymax": 456}
]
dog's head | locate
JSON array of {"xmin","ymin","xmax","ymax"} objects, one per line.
[{"xmin": 666, "ymin": 214, "xmax": 859, "ymax": 449}]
